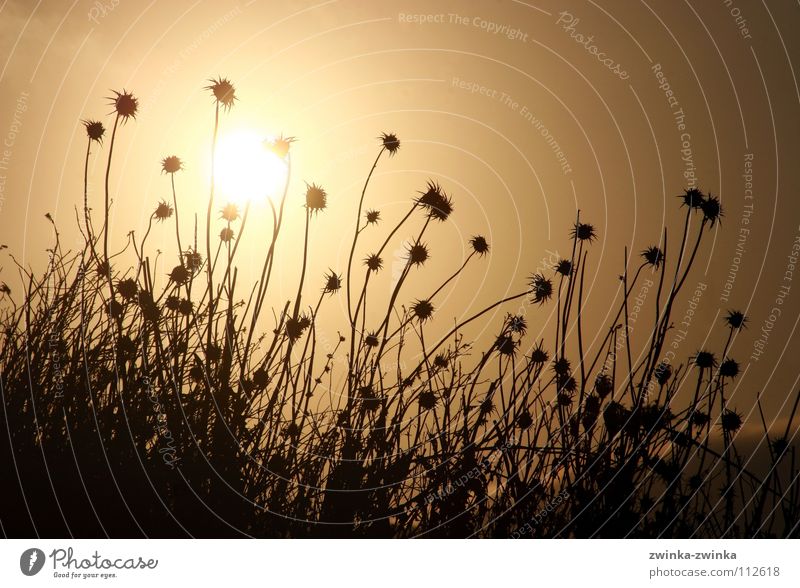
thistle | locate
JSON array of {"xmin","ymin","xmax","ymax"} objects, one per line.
[
  {"xmin": 82, "ymin": 119, "xmax": 105, "ymax": 143},
  {"xmin": 206, "ymin": 77, "xmax": 236, "ymax": 110},
  {"xmin": 470, "ymin": 235, "xmax": 489, "ymax": 256},
  {"xmin": 305, "ymin": 183, "xmax": 327, "ymax": 213},
  {"xmin": 380, "ymin": 132, "xmax": 400, "ymax": 155}
]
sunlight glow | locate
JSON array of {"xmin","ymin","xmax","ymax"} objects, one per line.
[{"xmin": 214, "ymin": 129, "xmax": 288, "ymax": 205}]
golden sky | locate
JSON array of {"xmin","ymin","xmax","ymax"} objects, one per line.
[{"xmin": 1, "ymin": 0, "xmax": 800, "ymax": 439}]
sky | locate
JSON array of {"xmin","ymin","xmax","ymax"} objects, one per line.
[{"xmin": 1, "ymin": 0, "xmax": 800, "ymax": 445}]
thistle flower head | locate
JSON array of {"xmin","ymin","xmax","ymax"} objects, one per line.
[
  {"xmin": 720, "ymin": 358, "xmax": 740, "ymax": 378},
  {"xmin": 323, "ymin": 270, "xmax": 342, "ymax": 293},
  {"xmin": 365, "ymin": 209, "xmax": 381, "ymax": 225},
  {"xmin": 166, "ymin": 295, "xmax": 181, "ymax": 312},
  {"xmin": 416, "ymin": 181, "xmax": 453, "ymax": 221},
  {"xmin": 701, "ymin": 194, "xmax": 722, "ymax": 226},
  {"xmin": 554, "ymin": 258, "xmax": 573, "ymax": 276},
  {"xmin": 364, "ymin": 332, "xmax": 380, "ymax": 348},
  {"xmin": 495, "ymin": 334, "xmax": 517, "ymax": 356},
  {"xmin": 161, "ymin": 155, "xmax": 183, "ymax": 174},
  {"xmin": 183, "ymin": 249, "xmax": 203, "ymax": 272},
  {"xmin": 641, "ymin": 246, "xmax": 664, "ymax": 268},
  {"xmin": 720, "ymin": 409, "xmax": 743, "ymax": 433},
  {"xmin": 418, "ymin": 390, "xmax": 437, "ymax": 410},
  {"xmin": 305, "ymin": 182, "xmax": 327, "ymax": 213},
  {"xmin": 433, "ymin": 354, "xmax": 449, "ymax": 369},
  {"xmin": 572, "ymin": 222, "xmax": 597, "ymax": 243},
  {"xmin": 116, "ymin": 278, "xmax": 138, "ymax": 301},
  {"xmin": 553, "ymin": 357, "xmax": 571, "ymax": 376},
  {"xmin": 109, "ymin": 90, "xmax": 138, "ymax": 122},
  {"xmin": 380, "ymin": 132, "xmax": 400, "ymax": 155},
  {"xmin": 470, "ymin": 235, "xmax": 489, "ymax": 256},
  {"xmin": 693, "ymin": 350, "xmax": 717, "ymax": 369},
  {"xmin": 266, "ymin": 134, "xmax": 295, "ymax": 159},
  {"xmin": 154, "ymin": 200, "xmax": 173, "ymax": 222},
  {"xmin": 220, "ymin": 203, "xmax": 239, "ymax": 222},
  {"xmin": 285, "ymin": 314, "xmax": 311, "ymax": 341},
  {"xmin": 507, "ymin": 314, "xmax": 527, "ymax": 334},
  {"xmin": 411, "ymin": 298, "xmax": 434, "ymax": 322},
  {"xmin": 206, "ymin": 76, "xmax": 236, "ymax": 110},
  {"xmin": 168, "ymin": 265, "xmax": 190, "ymax": 285},
  {"xmin": 654, "ymin": 362, "xmax": 672, "ymax": 385},
  {"xmin": 528, "ymin": 273, "xmax": 553, "ymax": 304},
  {"xmin": 219, "ymin": 227, "xmax": 234, "ymax": 242},
  {"xmin": 724, "ymin": 310, "xmax": 747, "ymax": 330},
  {"xmin": 178, "ymin": 299, "xmax": 193, "ymax": 316},
  {"xmin": 364, "ymin": 253, "xmax": 383, "ymax": 272},
  {"xmin": 530, "ymin": 342, "xmax": 549, "ymax": 365},
  {"xmin": 82, "ymin": 119, "xmax": 105, "ymax": 143},
  {"xmin": 595, "ymin": 373, "xmax": 613, "ymax": 398},
  {"xmin": 407, "ymin": 241, "xmax": 429, "ymax": 266},
  {"xmin": 679, "ymin": 187, "xmax": 705, "ymax": 209},
  {"xmin": 517, "ymin": 410, "xmax": 533, "ymax": 430}
]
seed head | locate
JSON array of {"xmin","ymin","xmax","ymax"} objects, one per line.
[
  {"xmin": 679, "ymin": 187, "xmax": 705, "ymax": 209},
  {"xmin": 528, "ymin": 273, "xmax": 553, "ymax": 304},
  {"xmin": 572, "ymin": 222, "xmax": 597, "ymax": 243},
  {"xmin": 364, "ymin": 253, "xmax": 383, "ymax": 272},
  {"xmin": 364, "ymin": 332, "xmax": 380, "ymax": 348},
  {"xmin": 720, "ymin": 409, "xmax": 743, "ymax": 433},
  {"xmin": 407, "ymin": 241, "xmax": 429, "ymax": 266},
  {"xmin": 109, "ymin": 90, "xmax": 138, "ymax": 122},
  {"xmin": 206, "ymin": 77, "xmax": 236, "ymax": 110},
  {"xmin": 380, "ymin": 132, "xmax": 400, "ymax": 155},
  {"xmin": 530, "ymin": 342, "xmax": 549, "ymax": 365},
  {"xmin": 701, "ymin": 194, "xmax": 723, "ymax": 226},
  {"xmin": 470, "ymin": 235, "xmax": 489, "ymax": 256},
  {"xmin": 416, "ymin": 181, "xmax": 453, "ymax": 221},
  {"xmin": 418, "ymin": 390, "xmax": 437, "ymax": 410},
  {"xmin": 323, "ymin": 270, "xmax": 342, "ymax": 293},
  {"xmin": 168, "ymin": 265, "xmax": 190, "ymax": 285},
  {"xmin": 220, "ymin": 203, "xmax": 239, "ymax": 222},
  {"xmin": 725, "ymin": 310, "xmax": 747, "ymax": 330},
  {"xmin": 719, "ymin": 358, "xmax": 739, "ymax": 378},
  {"xmin": 161, "ymin": 155, "xmax": 183, "ymax": 174},
  {"xmin": 154, "ymin": 200, "xmax": 173, "ymax": 222},
  {"xmin": 693, "ymin": 350, "xmax": 717, "ymax": 369},
  {"xmin": 82, "ymin": 119, "xmax": 105, "ymax": 143},
  {"xmin": 554, "ymin": 259, "xmax": 573, "ymax": 276},
  {"xmin": 411, "ymin": 298, "xmax": 434, "ymax": 322},
  {"xmin": 305, "ymin": 182, "xmax": 327, "ymax": 213},
  {"xmin": 116, "ymin": 278, "xmax": 138, "ymax": 301},
  {"xmin": 219, "ymin": 227, "xmax": 234, "ymax": 242},
  {"xmin": 365, "ymin": 209, "xmax": 381, "ymax": 225},
  {"xmin": 641, "ymin": 246, "xmax": 664, "ymax": 268},
  {"xmin": 266, "ymin": 134, "xmax": 295, "ymax": 158}
]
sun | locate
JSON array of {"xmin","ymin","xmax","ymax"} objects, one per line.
[{"xmin": 214, "ymin": 129, "xmax": 288, "ymax": 205}]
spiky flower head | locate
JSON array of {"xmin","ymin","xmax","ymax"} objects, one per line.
[
  {"xmin": 82, "ymin": 119, "xmax": 105, "ymax": 143},
  {"xmin": 554, "ymin": 259, "xmax": 573, "ymax": 276},
  {"xmin": 380, "ymin": 132, "xmax": 400, "ymax": 155},
  {"xmin": 285, "ymin": 314, "xmax": 311, "ymax": 341},
  {"xmin": 720, "ymin": 409, "xmax": 743, "ymax": 433},
  {"xmin": 530, "ymin": 342, "xmax": 549, "ymax": 365},
  {"xmin": 161, "ymin": 155, "xmax": 183, "ymax": 174},
  {"xmin": 266, "ymin": 134, "xmax": 295, "ymax": 159},
  {"xmin": 595, "ymin": 373, "xmax": 613, "ymax": 398},
  {"xmin": 418, "ymin": 390, "xmax": 437, "ymax": 410},
  {"xmin": 407, "ymin": 241, "xmax": 429, "ymax": 266},
  {"xmin": 116, "ymin": 278, "xmax": 138, "ymax": 301},
  {"xmin": 411, "ymin": 298, "xmax": 434, "ymax": 322},
  {"xmin": 654, "ymin": 362, "xmax": 672, "ymax": 385},
  {"xmin": 495, "ymin": 334, "xmax": 517, "ymax": 356},
  {"xmin": 641, "ymin": 246, "xmax": 664, "ymax": 268},
  {"xmin": 572, "ymin": 222, "xmax": 597, "ymax": 242},
  {"xmin": 109, "ymin": 90, "xmax": 138, "ymax": 122},
  {"xmin": 219, "ymin": 227, "xmax": 234, "ymax": 242},
  {"xmin": 691, "ymin": 411, "xmax": 710, "ymax": 427},
  {"xmin": 507, "ymin": 314, "xmax": 527, "ymax": 334},
  {"xmin": 323, "ymin": 270, "xmax": 341, "ymax": 293},
  {"xmin": 220, "ymin": 203, "xmax": 239, "ymax": 222},
  {"xmin": 679, "ymin": 187, "xmax": 705, "ymax": 209},
  {"xmin": 701, "ymin": 194, "xmax": 722, "ymax": 226},
  {"xmin": 305, "ymin": 182, "xmax": 327, "ymax": 213},
  {"xmin": 154, "ymin": 200, "xmax": 173, "ymax": 222},
  {"xmin": 693, "ymin": 350, "xmax": 717, "ymax": 369},
  {"xmin": 433, "ymin": 354, "xmax": 449, "ymax": 369},
  {"xmin": 168, "ymin": 265, "xmax": 190, "ymax": 285},
  {"xmin": 416, "ymin": 181, "xmax": 453, "ymax": 222},
  {"xmin": 206, "ymin": 77, "xmax": 236, "ymax": 110},
  {"xmin": 364, "ymin": 253, "xmax": 383, "ymax": 272},
  {"xmin": 178, "ymin": 299, "xmax": 193, "ymax": 316},
  {"xmin": 725, "ymin": 310, "xmax": 747, "ymax": 330},
  {"xmin": 528, "ymin": 273, "xmax": 553, "ymax": 304},
  {"xmin": 552, "ymin": 357, "xmax": 571, "ymax": 376},
  {"xmin": 183, "ymin": 249, "xmax": 202, "ymax": 272},
  {"xmin": 364, "ymin": 332, "xmax": 380, "ymax": 348},
  {"xmin": 365, "ymin": 209, "xmax": 381, "ymax": 225},
  {"xmin": 470, "ymin": 235, "xmax": 489, "ymax": 256},
  {"xmin": 517, "ymin": 410, "xmax": 533, "ymax": 430},
  {"xmin": 166, "ymin": 295, "xmax": 181, "ymax": 312},
  {"xmin": 719, "ymin": 358, "xmax": 740, "ymax": 379}
]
